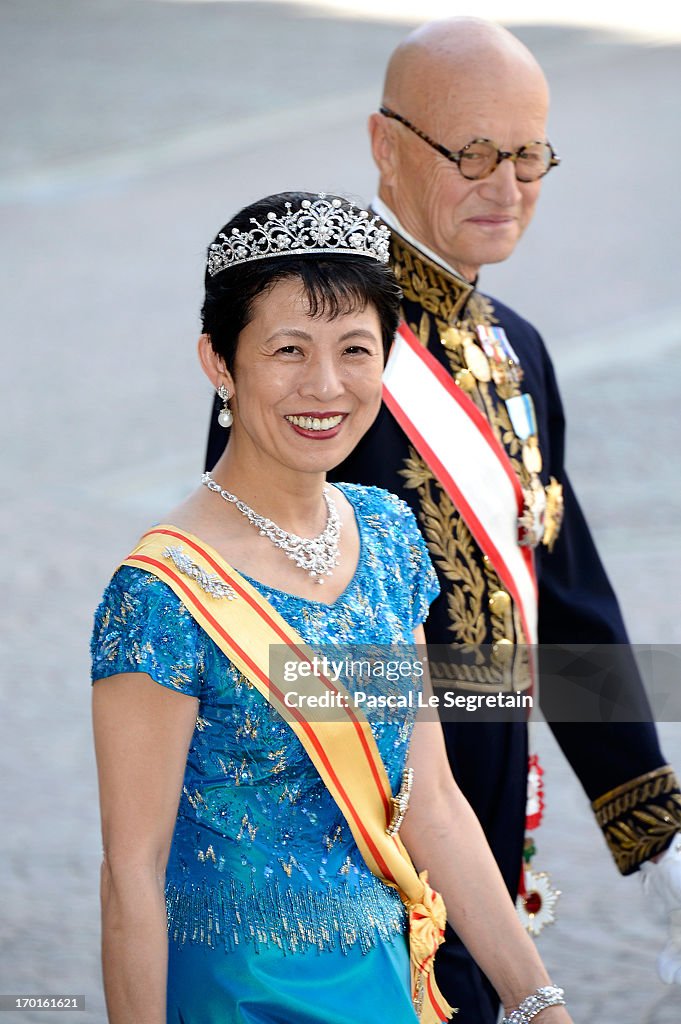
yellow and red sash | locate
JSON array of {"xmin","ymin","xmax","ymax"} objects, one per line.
[
  {"xmin": 382, "ymin": 322, "xmax": 538, "ymax": 649},
  {"xmin": 122, "ymin": 525, "xmax": 454, "ymax": 1023}
]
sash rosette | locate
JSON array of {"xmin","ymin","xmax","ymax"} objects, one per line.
[{"xmin": 408, "ymin": 873, "xmax": 450, "ymax": 1019}]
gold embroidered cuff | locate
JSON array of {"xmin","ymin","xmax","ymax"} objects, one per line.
[{"xmin": 592, "ymin": 765, "xmax": 681, "ymax": 875}]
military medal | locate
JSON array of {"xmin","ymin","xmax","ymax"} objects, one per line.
[
  {"xmin": 525, "ymin": 753, "xmax": 544, "ymax": 830},
  {"xmin": 516, "ymin": 755, "xmax": 560, "ymax": 935},
  {"xmin": 518, "ymin": 476, "xmax": 546, "ymax": 548},
  {"xmin": 522, "ymin": 436, "xmax": 542, "ymax": 475},
  {"xmin": 505, "ymin": 392, "xmax": 536, "ymax": 439},
  {"xmin": 476, "ymin": 325, "xmax": 523, "ymax": 392},
  {"xmin": 476, "ymin": 324, "xmax": 521, "ymax": 363},
  {"xmin": 517, "ymin": 866, "xmax": 561, "ymax": 936},
  {"xmin": 455, "ymin": 368, "xmax": 476, "ymax": 392},
  {"xmin": 440, "ymin": 325, "xmax": 474, "ymax": 351},
  {"xmin": 463, "ymin": 339, "xmax": 491, "ymax": 382},
  {"xmin": 505, "ymin": 393, "xmax": 543, "ymax": 475}
]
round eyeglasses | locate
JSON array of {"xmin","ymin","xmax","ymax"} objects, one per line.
[{"xmin": 380, "ymin": 106, "xmax": 560, "ymax": 183}]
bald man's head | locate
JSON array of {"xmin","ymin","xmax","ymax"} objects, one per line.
[
  {"xmin": 382, "ymin": 18, "xmax": 547, "ymax": 123},
  {"xmin": 370, "ymin": 18, "xmax": 553, "ymax": 280}
]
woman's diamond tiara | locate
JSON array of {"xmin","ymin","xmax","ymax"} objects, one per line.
[{"xmin": 207, "ymin": 194, "xmax": 390, "ymax": 276}]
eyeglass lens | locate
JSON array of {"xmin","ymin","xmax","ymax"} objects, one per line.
[{"xmin": 460, "ymin": 141, "xmax": 553, "ymax": 181}]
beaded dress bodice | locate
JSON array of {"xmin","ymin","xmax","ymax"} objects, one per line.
[{"xmin": 91, "ymin": 484, "xmax": 438, "ymax": 957}]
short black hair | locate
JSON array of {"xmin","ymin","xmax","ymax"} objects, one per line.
[{"xmin": 201, "ymin": 192, "xmax": 401, "ymax": 375}]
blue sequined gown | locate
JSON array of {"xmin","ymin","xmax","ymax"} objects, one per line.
[{"xmin": 91, "ymin": 484, "xmax": 439, "ymax": 1024}]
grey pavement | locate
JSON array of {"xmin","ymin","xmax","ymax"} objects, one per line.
[{"xmin": 1, "ymin": 2, "xmax": 681, "ymax": 1022}]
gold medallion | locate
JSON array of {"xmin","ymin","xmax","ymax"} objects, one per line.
[
  {"xmin": 440, "ymin": 325, "xmax": 473, "ymax": 350},
  {"xmin": 463, "ymin": 341, "xmax": 492, "ymax": 382},
  {"xmin": 522, "ymin": 437, "xmax": 543, "ymax": 475},
  {"xmin": 455, "ymin": 368, "xmax": 476, "ymax": 392}
]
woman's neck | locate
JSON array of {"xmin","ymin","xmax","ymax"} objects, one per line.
[{"xmin": 209, "ymin": 447, "xmax": 329, "ymax": 538}]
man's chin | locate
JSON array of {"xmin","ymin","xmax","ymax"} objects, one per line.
[{"xmin": 456, "ymin": 237, "xmax": 522, "ymax": 275}]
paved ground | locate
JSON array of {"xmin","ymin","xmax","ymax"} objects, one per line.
[{"xmin": 2, "ymin": 2, "xmax": 681, "ymax": 1022}]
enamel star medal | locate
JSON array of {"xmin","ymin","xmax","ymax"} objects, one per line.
[{"xmin": 518, "ymin": 476, "xmax": 547, "ymax": 549}]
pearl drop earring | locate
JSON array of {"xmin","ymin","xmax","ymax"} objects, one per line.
[{"xmin": 217, "ymin": 384, "xmax": 233, "ymax": 428}]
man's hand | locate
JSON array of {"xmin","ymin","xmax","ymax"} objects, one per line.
[{"xmin": 641, "ymin": 835, "xmax": 681, "ymax": 984}]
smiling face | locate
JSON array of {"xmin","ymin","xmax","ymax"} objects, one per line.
[
  {"xmin": 214, "ymin": 277, "xmax": 385, "ymax": 480},
  {"xmin": 372, "ymin": 19, "xmax": 551, "ymax": 280}
]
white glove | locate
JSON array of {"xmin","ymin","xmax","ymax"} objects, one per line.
[{"xmin": 640, "ymin": 833, "xmax": 681, "ymax": 984}]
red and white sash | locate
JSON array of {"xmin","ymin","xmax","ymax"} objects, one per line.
[{"xmin": 382, "ymin": 322, "xmax": 538, "ymax": 647}]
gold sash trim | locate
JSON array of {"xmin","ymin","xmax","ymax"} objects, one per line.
[{"xmin": 122, "ymin": 525, "xmax": 454, "ymax": 1022}]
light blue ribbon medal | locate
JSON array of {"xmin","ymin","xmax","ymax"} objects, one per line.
[{"xmin": 505, "ymin": 393, "xmax": 542, "ymax": 474}]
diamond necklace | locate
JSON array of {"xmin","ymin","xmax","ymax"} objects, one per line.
[{"xmin": 201, "ymin": 472, "xmax": 341, "ymax": 584}]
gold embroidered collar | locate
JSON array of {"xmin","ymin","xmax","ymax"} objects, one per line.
[{"xmin": 390, "ymin": 231, "xmax": 475, "ymax": 323}]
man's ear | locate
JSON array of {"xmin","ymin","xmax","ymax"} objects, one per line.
[
  {"xmin": 198, "ymin": 334, "xmax": 234, "ymax": 394},
  {"xmin": 368, "ymin": 112, "xmax": 398, "ymax": 187}
]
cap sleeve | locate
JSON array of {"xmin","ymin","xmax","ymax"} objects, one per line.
[
  {"xmin": 90, "ymin": 565, "xmax": 203, "ymax": 698},
  {"xmin": 376, "ymin": 490, "xmax": 439, "ymax": 628}
]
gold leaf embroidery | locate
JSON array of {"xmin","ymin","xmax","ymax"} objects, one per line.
[
  {"xmin": 593, "ymin": 768, "xmax": 681, "ymax": 874},
  {"xmin": 418, "ymin": 310, "xmax": 431, "ymax": 347},
  {"xmin": 400, "ymin": 450, "xmax": 485, "ymax": 649}
]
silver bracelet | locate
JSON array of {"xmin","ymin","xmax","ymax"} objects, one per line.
[{"xmin": 501, "ymin": 985, "xmax": 566, "ymax": 1023}]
